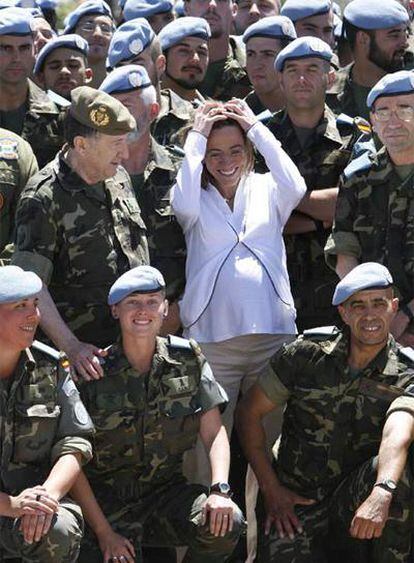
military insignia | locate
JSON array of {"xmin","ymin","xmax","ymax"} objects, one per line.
[
  {"xmin": 74, "ymin": 402, "xmax": 90, "ymax": 425},
  {"xmin": 129, "ymin": 38, "xmax": 143, "ymax": 55},
  {"xmin": 62, "ymin": 375, "xmax": 77, "ymax": 397},
  {"xmin": 90, "ymin": 106, "xmax": 110, "ymax": 127},
  {"xmin": 354, "ymin": 117, "xmax": 372, "ymax": 135},
  {"xmin": 281, "ymin": 18, "xmax": 295, "ymax": 38},
  {"xmin": 75, "ymin": 36, "xmax": 85, "ymax": 49},
  {"xmin": 0, "ymin": 139, "xmax": 18, "ymax": 159},
  {"xmin": 129, "ymin": 72, "xmax": 142, "ymax": 88},
  {"xmin": 309, "ymin": 38, "xmax": 326, "ymax": 53}
]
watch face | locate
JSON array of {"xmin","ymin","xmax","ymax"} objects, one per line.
[
  {"xmin": 384, "ymin": 479, "xmax": 397, "ymax": 490},
  {"xmin": 219, "ymin": 483, "xmax": 231, "ymax": 494}
]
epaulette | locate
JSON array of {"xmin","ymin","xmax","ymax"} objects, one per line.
[
  {"xmin": 343, "ymin": 150, "xmax": 374, "ymax": 180},
  {"xmin": 167, "ymin": 334, "xmax": 192, "ymax": 351},
  {"xmin": 32, "ymin": 339, "xmax": 61, "ymax": 361},
  {"xmin": 257, "ymin": 109, "xmax": 273, "ymax": 124},
  {"xmin": 303, "ymin": 326, "xmax": 339, "ymax": 340},
  {"xmin": 336, "ymin": 114, "xmax": 371, "ymax": 136},
  {"xmin": 46, "ymin": 89, "xmax": 71, "ymax": 108},
  {"xmin": 166, "ymin": 144, "xmax": 185, "ymax": 158},
  {"xmin": 398, "ymin": 346, "xmax": 414, "ymax": 365}
]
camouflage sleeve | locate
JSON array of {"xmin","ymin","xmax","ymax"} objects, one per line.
[
  {"xmin": 18, "ymin": 138, "xmax": 39, "ymax": 192},
  {"xmin": 325, "ymin": 176, "xmax": 362, "ymax": 271},
  {"xmin": 387, "ymin": 382, "xmax": 414, "ymax": 418},
  {"xmin": 190, "ymin": 341, "xmax": 228, "ymax": 413},
  {"xmin": 258, "ymin": 342, "xmax": 300, "ymax": 406},
  {"xmin": 11, "ymin": 191, "xmax": 57, "ymax": 283}
]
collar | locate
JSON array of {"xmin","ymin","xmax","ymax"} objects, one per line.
[
  {"xmin": 27, "ymin": 79, "xmax": 60, "ymax": 117},
  {"xmin": 160, "ymin": 88, "xmax": 193, "ymax": 121},
  {"xmin": 273, "ymin": 105, "xmax": 343, "ymax": 145},
  {"xmin": 144, "ymin": 136, "xmax": 176, "ymax": 178}
]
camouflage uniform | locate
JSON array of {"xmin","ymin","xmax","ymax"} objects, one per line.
[
  {"xmin": 198, "ymin": 38, "xmax": 251, "ymax": 101},
  {"xmin": 0, "ymin": 80, "xmax": 65, "ymax": 170},
  {"xmin": 325, "ymin": 147, "xmax": 414, "ymax": 310},
  {"xmin": 0, "ymin": 128, "xmax": 38, "ymax": 256},
  {"xmin": 257, "ymin": 328, "xmax": 414, "ymax": 562},
  {"xmin": 0, "ymin": 342, "xmax": 94, "ymax": 562},
  {"xmin": 266, "ymin": 106, "xmax": 371, "ymax": 330},
  {"xmin": 130, "ymin": 137, "xmax": 186, "ymax": 302},
  {"xmin": 244, "ymin": 91, "xmax": 266, "ymax": 115},
  {"xmin": 151, "ymin": 89, "xmax": 194, "ymax": 147},
  {"xmin": 78, "ymin": 336, "xmax": 245, "ymax": 562},
  {"xmin": 11, "ymin": 151, "xmax": 149, "ymax": 347},
  {"xmin": 326, "ymin": 63, "xmax": 372, "ymax": 120}
]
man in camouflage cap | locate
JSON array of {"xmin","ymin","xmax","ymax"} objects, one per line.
[
  {"xmin": 0, "ymin": 7, "xmax": 63, "ymax": 168},
  {"xmin": 0, "ymin": 265, "xmax": 94, "ymax": 562},
  {"xmin": 326, "ymin": 70, "xmax": 414, "ymax": 348},
  {"xmin": 11, "ymin": 86, "xmax": 149, "ymax": 380},
  {"xmin": 237, "ymin": 262, "xmax": 414, "ymax": 562},
  {"xmin": 71, "ymin": 265, "xmax": 245, "ymax": 562}
]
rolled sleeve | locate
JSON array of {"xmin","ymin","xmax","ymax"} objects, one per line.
[
  {"xmin": 11, "ymin": 250, "xmax": 53, "ymax": 284},
  {"xmin": 387, "ymin": 396, "xmax": 414, "ymax": 418},
  {"xmin": 258, "ymin": 363, "xmax": 291, "ymax": 407},
  {"xmin": 51, "ymin": 436, "xmax": 93, "ymax": 465},
  {"xmin": 325, "ymin": 231, "xmax": 362, "ymax": 271}
]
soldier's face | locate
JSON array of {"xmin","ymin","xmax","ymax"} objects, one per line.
[
  {"xmin": 0, "ymin": 34, "xmax": 35, "ymax": 85},
  {"xmin": 0, "ymin": 297, "xmax": 40, "ymax": 352},
  {"xmin": 147, "ymin": 10, "xmax": 175, "ymax": 34},
  {"xmin": 279, "ymin": 57, "xmax": 331, "ymax": 110},
  {"xmin": 338, "ymin": 289, "xmax": 398, "ymax": 349},
  {"xmin": 31, "ymin": 17, "xmax": 55, "ymax": 55},
  {"xmin": 80, "ymin": 133, "xmax": 130, "ymax": 181},
  {"xmin": 371, "ymin": 93, "xmax": 414, "ymax": 158},
  {"xmin": 246, "ymin": 36, "xmax": 282, "ymax": 95},
  {"xmin": 165, "ymin": 37, "xmax": 209, "ymax": 89},
  {"xmin": 114, "ymin": 89, "xmax": 157, "ymax": 137},
  {"xmin": 294, "ymin": 10, "xmax": 335, "ymax": 48},
  {"xmin": 111, "ymin": 292, "xmax": 168, "ymax": 339},
  {"xmin": 367, "ymin": 26, "xmax": 409, "ymax": 72},
  {"xmin": 38, "ymin": 48, "xmax": 92, "ymax": 99},
  {"xmin": 185, "ymin": 0, "xmax": 237, "ymax": 39},
  {"xmin": 233, "ymin": 0, "xmax": 280, "ymax": 35},
  {"xmin": 119, "ymin": 45, "xmax": 163, "ymax": 87},
  {"xmin": 75, "ymin": 14, "xmax": 114, "ymax": 64}
]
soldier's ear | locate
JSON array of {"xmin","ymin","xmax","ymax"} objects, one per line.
[
  {"xmin": 84, "ymin": 67, "xmax": 93, "ymax": 84},
  {"xmin": 163, "ymin": 299, "xmax": 169, "ymax": 318},
  {"xmin": 156, "ymin": 54, "xmax": 166, "ymax": 78},
  {"xmin": 111, "ymin": 304, "xmax": 119, "ymax": 319}
]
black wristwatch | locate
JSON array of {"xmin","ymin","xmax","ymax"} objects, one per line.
[
  {"xmin": 374, "ymin": 479, "xmax": 397, "ymax": 494},
  {"xmin": 209, "ymin": 482, "xmax": 233, "ymax": 498}
]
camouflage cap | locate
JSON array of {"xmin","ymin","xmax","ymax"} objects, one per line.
[
  {"xmin": 108, "ymin": 266, "xmax": 166, "ymax": 305},
  {"xmin": 0, "ymin": 266, "xmax": 42, "ymax": 304},
  {"xmin": 69, "ymin": 86, "xmax": 136, "ymax": 134},
  {"xmin": 332, "ymin": 262, "xmax": 393, "ymax": 306}
]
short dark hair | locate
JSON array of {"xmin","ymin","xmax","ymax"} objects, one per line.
[
  {"xmin": 343, "ymin": 19, "xmax": 372, "ymax": 51},
  {"xmin": 150, "ymin": 36, "xmax": 163, "ymax": 62},
  {"xmin": 64, "ymin": 111, "xmax": 97, "ymax": 147}
]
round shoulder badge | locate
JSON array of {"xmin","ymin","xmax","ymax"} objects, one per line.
[
  {"xmin": 75, "ymin": 402, "xmax": 90, "ymax": 425},
  {"xmin": 90, "ymin": 106, "xmax": 110, "ymax": 127}
]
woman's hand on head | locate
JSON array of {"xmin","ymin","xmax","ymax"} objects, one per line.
[
  {"xmin": 224, "ymin": 99, "xmax": 258, "ymax": 132},
  {"xmin": 192, "ymin": 102, "xmax": 228, "ymax": 137}
]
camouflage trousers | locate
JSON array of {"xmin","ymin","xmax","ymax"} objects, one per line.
[
  {"xmin": 79, "ymin": 481, "xmax": 245, "ymax": 563},
  {"xmin": 257, "ymin": 456, "xmax": 413, "ymax": 563},
  {"xmin": 0, "ymin": 498, "xmax": 83, "ymax": 562}
]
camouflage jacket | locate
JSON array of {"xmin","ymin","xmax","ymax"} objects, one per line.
[
  {"xmin": 325, "ymin": 148, "xmax": 414, "ymax": 305},
  {"xmin": 12, "ymin": 151, "xmax": 149, "ymax": 347},
  {"xmin": 259, "ymin": 329, "xmax": 414, "ymax": 500},
  {"xmin": 266, "ymin": 105, "xmax": 370, "ymax": 328},
  {"xmin": 17, "ymin": 80, "xmax": 64, "ymax": 169},
  {"xmin": 130, "ymin": 138, "xmax": 186, "ymax": 302},
  {"xmin": 0, "ymin": 344, "xmax": 93, "ymax": 496},
  {"xmin": 198, "ymin": 40, "xmax": 251, "ymax": 101},
  {"xmin": 244, "ymin": 90, "xmax": 266, "ymax": 116},
  {"xmin": 151, "ymin": 89, "xmax": 194, "ymax": 147},
  {"xmin": 0, "ymin": 129, "xmax": 38, "ymax": 255},
  {"xmin": 79, "ymin": 336, "xmax": 226, "ymax": 503}
]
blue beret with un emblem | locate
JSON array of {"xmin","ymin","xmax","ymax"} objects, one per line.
[
  {"xmin": 275, "ymin": 36, "xmax": 332, "ymax": 71},
  {"xmin": 243, "ymin": 15, "xmax": 297, "ymax": 44},
  {"xmin": 332, "ymin": 262, "xmax": 393, "ymax": 306},
  {"xmin": 159, "ymin": 16, "xmax": 210, "ymax": 51},
  {"xmin": 0, "ymin": 0, "xmax": 20, "ymax": 8},
  {"xmin": 34, "ymin": 34, "xmax": 89, "ymax": 74},
  {"xmin": 344, "ymin": 0, "xmax": 409, "ymax": 30},
  {"xmin": 123, "ymin": 0, "xmax": 173, "ymax": 20},
  {"xmin": 281, "ymin": 0, "xmax": 331, "ymax": 22},
  {"xmin": 108, "ymin": 266, "xmax": 166, "ymax": 305},
  {"xmin": 0, "ymin": 266, "xmax": 42, "ymax": 304},
  {"xmin": 0, "ymin": 7, "xmax": 33, "ymax": 35},
  {"xmin": 100, "ymin": 64, "xmax": 151, "ymax": 93},
  {"xmin": 63, "ymin": 0, "xmax": 113, "ymax": 34},
  {"xmin": 107, "ymin": 18, "xmax": 154, "ymax": 68},
  {"xmin": 367, "ymin": 70, "xmax": 414, "ymax": 109}
]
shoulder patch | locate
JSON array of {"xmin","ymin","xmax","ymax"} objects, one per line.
[
  {"xmin": 398, "ymin": 346, "xmax": 414, "ymax": 365},
  {"xmin": 343, "ymin": 150, "xmax": 374, "ymax": 180},
  {"xmin": 354, "ymin": 116, "xmax": 371, "ymax": 135},
  {"xmin": 303, "ymin": 326, "xmax": 339, "ymax": 339},
  {"xmin": 32, "ymin": 339, "xmax": 61, "ymax": 361},
  {"xmin": 0, "ymin": 139, "xmax": 18, "ymax": 160},
  {"xmin": 167, "ymin": 334, "xmax": 192, "ymax": 350}
]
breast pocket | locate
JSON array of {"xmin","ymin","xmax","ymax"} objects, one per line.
[
  {"xmin": 13, "ymin": 402, "xmax": 60, "ymax": 464},
  {"xmin": 158, "ymin": 377, "xmax": 201, "ymax": 455}
]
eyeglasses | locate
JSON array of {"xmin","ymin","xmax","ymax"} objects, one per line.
[
  {"xmin": 373, "ymin": 106, "xmax": 414, "ymax": 122},
  {"xmin": 78, "ymin": 21, "xmax": 113, "ymax": 35}
]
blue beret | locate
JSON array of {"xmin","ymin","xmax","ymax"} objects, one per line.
[
  {"xmin": 275, "ymin": 36, "xmax": 332, "ymax": 71},
  {"xmin": 159, "ymin": 16, "xmax": 210, "ymax": 51},
  {"xmin": 107, "ymin": 18, "xmax": 154, "ymax": 68},
  {"xmin": 0, "ymin": 266, "xmax": 42, "ymax": 304},
  {"xmin": 243, "ymin": 15, "xmax": 296, "ymax": 44},
  {"xmin": 108, "ymin": 266, "xmax": 166, "ymax": 305},
  {"xmin": 34, "ymin": 34, "xmax": 89, "ymax": 74},
  {"xmin": 0, "ymin": 7, "xmax": 33, "ymax": 35},
  {"xmin": 123, "ymin": 0, "xmax": 173, "ymax": 20},
  {"xmin": 344, "ymin": 0, "xmax": 409, "ymax": 30},
  {"xmin": 173, "ymin": 0, "xmax": 185, "ymax": 17},
  {"xmin": 36, "ymin": 0, "xmax": 57, "ymax": 11},
  {"xmin": 63, "ymin": 0, "xmax": 113, "ymax": 34},
  {"xmin": 367, "ymin": 70, "xmax": 414, "ymax": 108},
  {"xmin": 332, "ymin": 262, "xmax": 393, "ymax": 306},
  {"xmin": 281, "ymin": 0, "xmax": 331, "ymax": 22},
  {"xmin": 100, "ymin": 63, "xmax": 151, "ymax": 93},
  {"xmin": 0, "ymin": 0, "xmax": 20, "ymax": 9}
]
